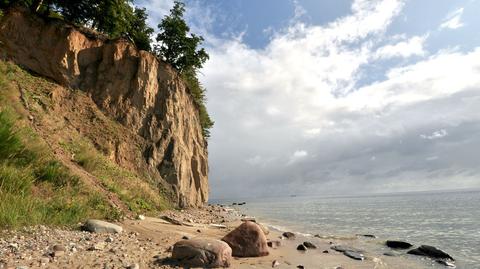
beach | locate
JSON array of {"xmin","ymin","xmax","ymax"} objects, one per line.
[{"xmin": 0, "ymin": 205, "xmax": 430, "ymax": 269}]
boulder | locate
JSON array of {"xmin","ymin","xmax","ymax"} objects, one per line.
[
  {"xmin": 282, "ymin": 232, "xmax": 295, "ymax": 239},
  {"xmin": 172, "ymin": 238, "xmax": 232, "ymax": 268},
  {"xmin": 386, "ymin": 240, "xmax": 413, "ymax": 249},
  {"xmin": 83, "ymin": 219, "xmax": 123, "ymax": 234},
  {"xmin": 222, "ymin": 221, "xmax": 269, "ymax": 257},
  {"xmin": 407, "ymin": 245, "xmax": 454, "ymax": 260},
  {"xmin": 331, "ymin": 245, "xmax": 363, "ymax": 253},
  {"xmin": 303, "ymin": 241, "xmax": 317, "ymax": 249},
  {"xmin": 344, "ymin": 250, "xmax": 365, "ymax": 261},
  {"xmin": 297, "ymin": 244, "xmax": 307, "ymax": 251}
]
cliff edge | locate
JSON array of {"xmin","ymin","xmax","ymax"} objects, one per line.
[{"xmin": 0, "ymin": 8, "xmax": 209, "ymax": 207}]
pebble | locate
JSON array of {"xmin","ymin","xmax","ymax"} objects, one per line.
[
  {"xmin": 297, "ymin": 244, "xmax": 307, "ymax": 251},
  {"xmin": 127, "ymin": 263, "xmax": 139, "ymax": 269},
  {"xmin": 272, "ymin": 260, "xmax": 280, "ymax": 267}
]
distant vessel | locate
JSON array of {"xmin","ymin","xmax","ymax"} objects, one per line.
[{"xmin": 290, "ymin": 194, "xmax": 297, "ymax": 197}]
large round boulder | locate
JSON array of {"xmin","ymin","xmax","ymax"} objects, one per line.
[
  {"xmin": 172, "ymin": 238, "xmax": 232, "ymax": 268},
  {"xmin": 222, "ymin": 221, "xmax": 269, "ymax": 257}
]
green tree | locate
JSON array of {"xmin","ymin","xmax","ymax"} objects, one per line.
[
  {"xmin": 155, "ymin": 1, "xmax": 213, "ymax": 139},
  {"xmin": 155, "ymin": 1, "xmax": 209, "ymax": 73}
]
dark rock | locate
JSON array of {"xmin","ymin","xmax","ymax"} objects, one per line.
[
  {"xmin": 172, "ymin": 238, "xmax": 232, "ymax": 268},
  {"xmin": 357, "ymin": 234, "xmax": 377, "ymax": 238},
  {"xmin": 343, "ymin": 250, "xmax": 365, "ymax": 261},
  {"xmin": 322, "ymin": 250, "xmax": 329, "ymax": 253},
  {"xmin": 436, "ymin": 260, "xmax": 456, "ymax": 267},
  {"xmin": 297, "ymin": 244, "xmax": 307, "ymax": 251},
  {"xmin": 303, "ymin": 241, "xmax": 317, "ymax": 249},
  {"xmin": 331, "ymin": 245, "xmax": 363, "ymax": 253},
  {"xmin": 383, "ymin": 251, "xmax": 399, "ymax": 257},
  {"xmin": 297, "ymin": 266, "xmax": 305, "ymax": 269},
  {"xmin": 222, "ymin": 221, "xmax": 269, "ymax": 257},
  {"xmin": 408, "ymin": 245, "xmax": 454, "ymax": 260},
  {"xmin": 267, "ymin": 240, "xmax": 281, "ymax": 249},
  {"xmin": 386, "ymin": 240, "xmax": 413, "ymax": 249},
  {"xmin": 282, "ymin": 232, "xmax": 295, "ymax": 239},
  {"xmin": 181, "ymin": 236, "xmax": 189, "ymax": 240},
  {"xmin": 272, "ymin": 260, "xmax": 280, "ymax": 267}
]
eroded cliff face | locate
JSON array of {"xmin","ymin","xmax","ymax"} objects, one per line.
[{"xmin": 0, "ymin": 8, "xmax": 209, "ymax": 207}]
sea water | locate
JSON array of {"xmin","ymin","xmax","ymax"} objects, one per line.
[{"xmin": 213, "ymin": 190, "xmax": 480, "ymax": 268}]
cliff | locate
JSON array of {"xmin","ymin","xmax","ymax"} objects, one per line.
[{"xmin": 0, "ymin": 8, "xmax": 209, "ymax": 207}]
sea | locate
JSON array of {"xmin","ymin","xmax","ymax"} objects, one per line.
[{"xmin": 212, "ymin": 189, "xmax": 480, "ymax": 269}]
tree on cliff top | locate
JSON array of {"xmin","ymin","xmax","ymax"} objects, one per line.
[
  {"xmin": 0, "ymin": 0, "xmax": 154, "ymax": 51},
  {"xmin": 155, "ymin": 1, "xmax": 209, "ymax": 73},
  {"xmin": 155, "ymin": 1, "xmax": 213, "ymax": 139}
]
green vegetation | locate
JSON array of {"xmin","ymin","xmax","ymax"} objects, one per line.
[
  {"xmin": 155, "ymin": 1, "xmax": 213, "ymax": 138},
  {"xmin": 0, "ymin": 61, "xmax": 115, "ymax": 228},
  {"xmin": 60, "ymin": 138, "xmax": 171, "ymax": 213},
  {"xmin": 0, "ymin": 110, "xmax": 113, "ymax": 228}
]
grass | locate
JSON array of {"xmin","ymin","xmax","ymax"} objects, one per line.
[
  {"xmin": 61, "ymin": 138, "xmax": 172, "ymax": 213},
  {"xmin": 0, "ymin": 62, "xmax": 119, "ymax": 229}
]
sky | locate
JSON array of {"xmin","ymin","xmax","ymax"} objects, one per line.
[{"xmin": 137, "ymin": 0, "xmax": 480, "ymax": 199}]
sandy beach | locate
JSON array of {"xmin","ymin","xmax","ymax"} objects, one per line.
[{"xmin": 0, "ymin": 205, "xmax": 430, "ymax": 269}]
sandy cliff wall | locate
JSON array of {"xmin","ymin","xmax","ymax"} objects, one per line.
[{"xmin": 0, "ymin": 8, "xmax": 209, "ymax": 207}]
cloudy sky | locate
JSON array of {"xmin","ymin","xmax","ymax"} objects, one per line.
[{"xmin": 138, "ymin": 0, "xmax": 480, "ymax": 199}]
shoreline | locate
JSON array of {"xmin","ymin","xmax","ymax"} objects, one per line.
[{"xmin": 0, "ymin": 205, "xmax": 446, "ymax": 268}]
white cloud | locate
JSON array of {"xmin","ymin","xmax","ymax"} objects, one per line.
[
  {"xmin": 288, "ymin": 150, "xmax": 308, "ymax": 164},
  {"xmin": 421, "ymin": 129, "xmax": 448, "ymax": 140},
  {"xmin": 191, "ymin": 0, "xmax": 480, "ymax": 197},
  {"xmin": 440, "ymin": 8, "xmax": 465, "ymax": 30},
  {"xmin": 374, "ymin": 35, "xmax": 427, "ymax": 59}
]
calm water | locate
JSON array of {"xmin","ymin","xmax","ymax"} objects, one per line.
[{"xmin": 214, "ymin": 190, "xmax": 480, "ymax": 268}]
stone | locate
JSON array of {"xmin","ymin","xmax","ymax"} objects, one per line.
[
  {"xmin": 357, "ymin": 234, "xmax": 376, "ymax": 238},
  {"xmin": 297, "ymin": 266, "xmax": 305, "ymax": 269},
  {"xmin": 88, "ymin": 242, "xmax": 107, "ymax": 251},
  {"xmin": 172, "ymin": 238, "xmax": 232, "ymax": 268},
  {"xmin": 282, "ymin": 232, "xmax": 295, "ymax": 239},
  {"xmin": 267, "ymin": 240, "xmax": 281, "ymax": 249},
  {"xmin": 52, "ymin": 245, "xmax": 66, "ymax": 252},
  {"xmin": 407, "ymin": 245, "xmax": 454, "ymax": 260},
  {"xmin": 52, "ymin": 250, "xmax": 65, "ymax": 257},
  {"xmin": 331, "ymin": 245, "xmax": 363, "ymax": 253},
  {"xmin": 127, "ymin": 264, "xmax": 140, "ymax": 269},
  {"xmin": 222, "ymin": 221, "xmax": 269, "ymax": 257},
  {"xmin": 303, "ymin": 241, "xmax": 317, "ymax": 249},
  {"xmin": 343, "ymin": 250, "xmax": 365, "ymax": 261},
  {"xmin": 436, "ymin": 260, "xmax": 456, "ymax": 267},
  {"xmin": 83, "ymin": 219, "xmax": 123, "ymax": 234},
  {"xmin": 322, "ymin": 250, "xmax": 329, "ymax": 253},
  {"xmin": 137, "ymin": 215, "xmax": 145, "ymax": 220},
  {"xmin": 386, "ymin": 240, "xmax": 413, "ymax": 249},
  {"xmin": 297, "ymin": 244, "xmax": 307, "ymax": 251},
  {"xmin": 182, "ymin": 236, "xmax": 189, "ymax": 240},
  {"xmin": 105, "ymin": 237, "xmax": 114, "ymax": 243},
  {"xmin": 383, "ymin": 252, "xmax": 399, "ymax": 257},
  {"xmin": 272, "ymin": 260, "xmax": 280, "ymax": 268}
]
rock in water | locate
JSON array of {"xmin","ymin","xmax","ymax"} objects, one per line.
[
  {"xmin": 331, "ymin": 245, "xmax": 363, "ymax": 253},
  {"xmin": 172, "ymin": 238, "xmax": 232, "ymax": 268},
  {"xmin": 282, "ymin": 232, "xmax": 295, "ymax": 239},
  {"xmin": 407, "ymin": 245, "xmax": 454, "ymax": 260},
  {"xmin": 344, "ymin": 250, "xmax": 365, "ymax": 261},
  {"xmin": 386, "ymin": 240, "xmax": 413, "ymax": 249},
  {"xmin": 222, "ymin": 221, "xmax": 269, "ymax": 257},
  {"xmin": 83, "ymin": 219, "xmax": 123, "ymax": 234},
  {"xmin": 303, "ymin": 241, "xmax": 317, "ymax": 249},
  {"xmin": 437, "ymin": 260, "xmax": 456, "ymax": 267}
]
